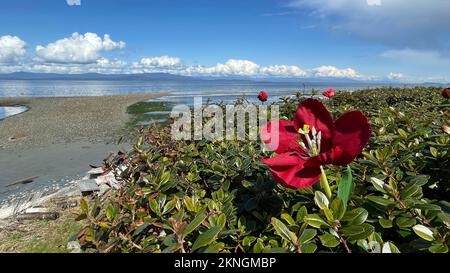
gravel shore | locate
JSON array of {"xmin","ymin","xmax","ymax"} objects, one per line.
[
  {"xmin": 0, "ymin": 93, "xmax": 164, "ymax": 197},
  {"xmin": 0, "ymin": 94, "xmax": 164, "ymax": 150}
]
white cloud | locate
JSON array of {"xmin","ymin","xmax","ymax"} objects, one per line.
[
  {"xmin": 289, "ymin": 0, "xmax": 450, "ymax": 52},
  {"xmin": 311, "ymin": 65, "xmax": 360, "ymax": 78},
  {"xmin": 387, "ymin": 72, "xmax": 404, "ymax": 81},
  {"xmin": 183, "ymin": 59, "xmax": 308, "ymax": 77},
  {"xmin": 134, "ymin": 56, "xmax": 182, "ymax": 68},
  {"xmin": 35, "ymin": 32, "xmax": 125, "ymax": 64},
  {"xmin": 261, "ymin": 65, "xmax": 307, "ymax": 77},
  {"xmin": 66, "ymin": 0, "xmax": 81, "ymax": 6},
  {"xmin": 0, "ymin": 35, "xmax": 26, "ymax": 63},
  {"xmin": 366, "ymin": 0, "xmax": 381, "ymax": 6},
  {"xmin": 196, "ymin": 59, "xmax": 261, "ymax": 76}
]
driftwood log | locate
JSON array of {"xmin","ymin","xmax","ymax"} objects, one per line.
[
  {"xmin": 16, "ymin": 212, "xmax": 60, "ymax": 221},
  {"xmin": 6, "ymin": 176, "xmax": 39, "ymax": 187}
]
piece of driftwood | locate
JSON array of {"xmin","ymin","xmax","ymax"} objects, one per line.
[
  {"xmin": 5, "ymin": 176, "xmax": 39, "ymax": 187},
  {"xmin": 16, "ymin": 212, "xmax": 60, "ymax": 221}
]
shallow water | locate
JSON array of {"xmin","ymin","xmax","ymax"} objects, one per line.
[{"xmin": 0, "ymin": 105, "xmax": 28, "ymax": 120}]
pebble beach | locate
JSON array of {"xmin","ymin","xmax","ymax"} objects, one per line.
[{"xmin": 0, "ymin": 93, "xmax": 164, "ymax": 217}]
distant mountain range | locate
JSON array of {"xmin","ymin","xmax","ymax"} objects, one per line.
[{"xmin": 0, "ymin": 72, "xmax": 446, "ymax": 85}]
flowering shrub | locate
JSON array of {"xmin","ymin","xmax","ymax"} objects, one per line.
[{"xmin": 77, "ymin": 87, "xmax": 449, "ymax": 253}]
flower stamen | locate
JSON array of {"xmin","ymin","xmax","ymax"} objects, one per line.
[{"xmin": 298, "ymin": 124, "xmax": 321, "ymax": 157}]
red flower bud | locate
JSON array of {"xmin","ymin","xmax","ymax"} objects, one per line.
[
  {"xmin": 442, "ymin": 88, "xmax": 450, "ymax": 99},
  {"xmin": 322, "ymin": 88, "xmax": 335, "ymax": 98},
  {"xmin": 258, "ymin": 91, "xmax": 269, "ymax": 102}
]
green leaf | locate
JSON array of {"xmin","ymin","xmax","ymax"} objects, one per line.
[
  {"xmin": 304, "ymin": 214, "xmax": 330, "ymax": 228},
  {"xmin": 203, "ymin": 242, "xmax": 225, "ymax": 253},
  {"xmin": 370, "ymin": 177, "xmax": 386, "ymax": 193},
  {"xmin": 396, "ymin": 217, "xmax": 417, "ymax": 228},
  {"xmin": 314, "ymin": 191, "xmax": 329, "ymax": 210},
  {"xmin": 342, "ymin": 208, "xmax": 368, "ymax": 225},
  {"xmin": 242, "ymin": 236, "xmax": 256, "ymax": 247},
  {"xmin": 301, "ymin": 243, "xmax": 317, "ymax": 253},
  {"xmin": 379, "ymin": 218, "xmax": 393, "ymax": 228},
  {"xmin": 429, "ymin": 244, "xmax": 448, "ymax": 253},
  {"xmin": 163, "ymin": 233, "xmax": 179, "ymax": 247},
  {"xmin": 330, "ymin": 198, "xmax": 346, "ymax": 220},
  {"xmin": 341, "ymin": 224, "xmax": 374, "ymax": 241},
  {"xmin": 319, "ymin": 233, "xmax": 340, "ymax": 248},
  {"xmin": 430, "ymin": 147, "xmax": 438, "ymax": 158},
  {"xmin": 382, "ymin": 242, "xmax": 401, "ymax": 253},
  {"xmin": 181, "ymin": 212, "xmax": 207, "ymax": 238},
  {"xmin": 298, "ymin": 229, "xmax": 317, "ymax": 244},
  {"xmin": 367, "ymin": 196, "xmax": 395, "ymax": 207},
  {"xmin": 191, "ymin": 225, "xmax": 222, "ymax": 251},
  {"xmin": 296, "ymin": 206, "xmax": 308, "ymax": 223},
  {"xmin": 281, "ymin": 213, "xmax": 296, "ymax": 226},
  {"xmin": 271, "ymin": 218, "xmax": 298, "ymax": 244},
  {"xmin": 337, "ymin": 166, "xmax": 355, "ymax": 204},
  {"xmin": 400, "ymin": 185, "xmax": 421, "ymax": 200},
  {"xmin": 80, "ymin": 198, "xmax": 88, "ymax": 214},
  {"xmin": 437, "ymin": 212, "xmax": 450, "ymax": 224},
  {"xmin": 133, "ymin": 222, "xmax": 150, "ymax": 236},
  {"xmin": 264, "ymin": 247, "xmax": 289, "ymax": 253},
  {"xmin": 412, "ymin": 225, "xmax": 434, "ymax": 241}
]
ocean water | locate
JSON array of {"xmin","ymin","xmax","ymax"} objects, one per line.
[
  {"xmin": 0, "ymin": 79, "xmax": 412, "ymax": 106},
  {"xmin": 0, "ymin": 79, "xmax": 402, "ymax": 97}
]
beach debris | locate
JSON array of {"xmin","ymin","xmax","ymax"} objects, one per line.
[
  {"xmin": 87, "ymin": 167, "xmax": 104, "ymax": 175},
  {"xmin": 78, "ymin": 180, "xmax": 100, "ymax": 196},
  {"xmin": 95, "ymin": 173, "xmax": 121, "ymax": 190},
  {"xmin": 87, "ymin": 166, "xmax": 105, "ymax": 179},
  {"xmin": 67, "ymin": 240, "xmax": 82, "ymax": 253},
  {"xmin": 5, "ymin": 176, "xmax": 39, "ymax": 187},
  {"xmin": 8, "ymin": 132, "xmax": 27, "ymax": 141},
  {"xmin": 24, "ymin": 207, "xmax": 49, "ymax": 214},
  {"xmin": 16, "ymin": 212, "xmax": 60, "ymax": 221},
  {"xmin": 55, "ymin": 199, "xmax": 79, "ymax": 209},
  {"xmin": 99, "ymin": 183, "xmax": 111, "ymax": 196}
]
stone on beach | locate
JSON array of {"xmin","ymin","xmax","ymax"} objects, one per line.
[{"xmin": 78, "ymin": 180, "xmax": 100, "ymax": 195}]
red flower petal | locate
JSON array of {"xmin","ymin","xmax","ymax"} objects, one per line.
[
  {"xmin": 331, "ymin": 111, "xmax": 372, "ymax": 166},
  {"xmin": 263, "ymin": 153, "xmax": 321, "ymax": 189},
  {"xmin": 294, "ymin": 99, "xmax": 334, "ymax": 150},
  {"xmin": 260, "ymin": 120, "xmax": 299, "ymax": 154}
]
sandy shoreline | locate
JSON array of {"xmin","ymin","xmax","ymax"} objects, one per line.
[
  {"xmin": 0, "ymin": 93, "xmax": 165, "ymax": 150},
  {"xmin": 0, "ymin": 93, "xmax": 165, "ymax": 199}
]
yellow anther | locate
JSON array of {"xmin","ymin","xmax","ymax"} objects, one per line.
[{"xmin": 298, "ymin": 124, "xmax": 310, "ymax": 135}]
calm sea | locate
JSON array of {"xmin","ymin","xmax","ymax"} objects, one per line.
[{"xmin": 0, "ymin": 79, "xmax": 415, "ymax": 106}]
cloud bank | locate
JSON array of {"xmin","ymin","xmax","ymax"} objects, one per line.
[{"xmin": 0, "ymin": 32, "xmax": 407, "ymax": 81}]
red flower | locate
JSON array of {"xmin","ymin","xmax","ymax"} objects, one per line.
[
  {"xmin": 260, "ymin": 99, "xmax": 371, "ymax": 189},
  {"xmin": 442, "ymin": 88, "xmax": 450, "ymax": 99},
  {"xmin": 258, "ymin": 91, "xmax": 269, "ymax": 102},
  {"xmin": 322, "ymin": 88, "xmax": 335, "ymax": 98}
]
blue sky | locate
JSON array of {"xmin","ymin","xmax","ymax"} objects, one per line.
[{"xmin": 0, "ymin": 0, "xmax": 449, "ymax": 82}]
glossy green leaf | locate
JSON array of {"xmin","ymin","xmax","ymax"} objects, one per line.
[
  {"xmin": 191, "ymin": 225, "xmax": 222, "ymax": 251},
  {"xmin": 337, "ymin": 166, "xmax": 355, "ymax": 204},
  {"xmin": 271, "ymin": 218, "xmax": 298, "ymax": 243}
]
